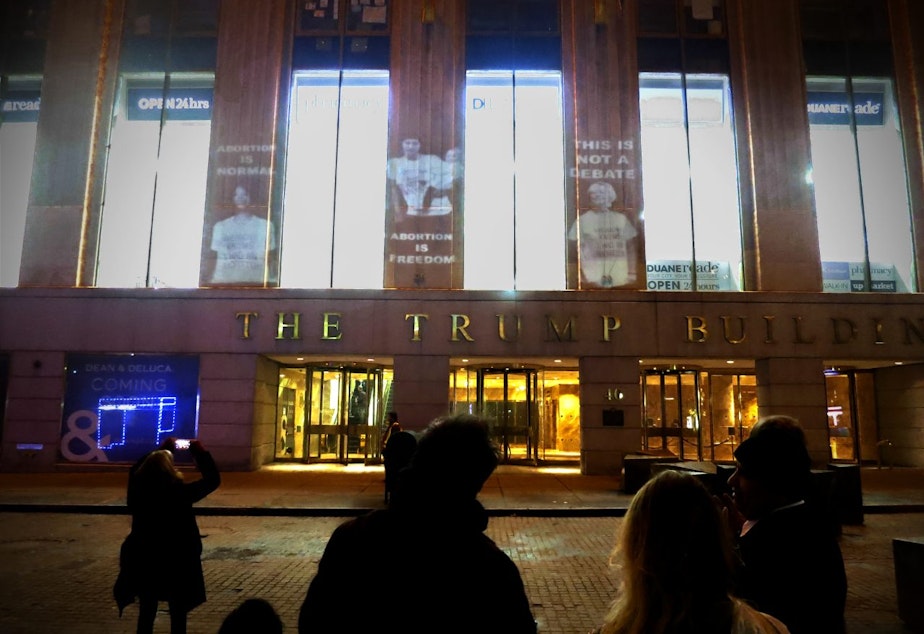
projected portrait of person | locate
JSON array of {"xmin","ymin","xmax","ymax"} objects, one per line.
[
  {"xmin": 209, "ymin": 185, "xmax": 276, "ymax": 285},
  {"xmin": 386, "ymin": 137, "xmax": 444, "ymax": 221},
  {"xmin": 568, "ymin": 181, "xmax": 638, "ymax": 288},
  {"xmin": 428, "ymin": 146, "xmax": 462, "ymax": 216}
]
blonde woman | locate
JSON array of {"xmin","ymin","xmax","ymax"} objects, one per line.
[{"xmin": 596, "ymin": 470, "xmax": 789, "ymax": 634}]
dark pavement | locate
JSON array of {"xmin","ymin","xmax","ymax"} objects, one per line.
[{"xmin": 0, "ymin": 464, "xmax": 922, "ymax": 633}]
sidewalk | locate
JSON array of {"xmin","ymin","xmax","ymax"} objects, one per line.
[{"xmin": 1, "ymin": 463, "xmax": 922, "ymax": 516}]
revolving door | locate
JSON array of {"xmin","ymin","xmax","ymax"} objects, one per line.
[
  {"xmin": 477, "ymin": 368, "xmax": 539, "ymax": 464},
  {"xmin": 276, "ymin": 365, "xmax": 393, "ymax": 464}
]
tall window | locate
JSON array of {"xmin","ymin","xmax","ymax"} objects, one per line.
[
  {"xmin": 95, "ymin": 0, "xmax": 218, "ymax": 288},
  {"xmin": 280, "ymin": 71, "xmax": 389, "ymax": 288},
  {"xmin": 0, "ymin": 77, "xmax": 41, "ymax": 288},
  {"xmin": 808, "ymin": 78, "xmax": 914, "ymax": 292},
  {"xmin": 0, "ymin": 0, "xmax": 49, "ymax": 287},
  {"xmin": 801, "ymin": 0, "xmax": 914, "ymax": 293},
  {"xmin": 96, "ymin": 75, "xmax": 213, "ymax": 287},
  {"xmin": 463, "ymin": 71, "xmax": 567, "ymax": 290},
  {"xmin": 463, "ymin": 0, "xmax": 565, "ymax": 291},
  {"xmin": 639, "ymin": 74, "xmax": 742, "ymax": 291},
  {"xmin": 637, "ymin": 0, "xmax": 742, "ymax": 292}
]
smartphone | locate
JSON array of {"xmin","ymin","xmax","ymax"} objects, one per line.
[{"xmin": 174, "ymin": 439, "xmax": 191, "ymax": 450}]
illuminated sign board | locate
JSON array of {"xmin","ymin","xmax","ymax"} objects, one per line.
[
  {"xmin": 806, "ymin": 92, "xmax": 884, "ymax": 126},
  {"xmin": 1, "ymin": 90, "xmax": 41, "ymax": 123},
  {"xmin": 126, "ymin": 87, "xmax": 213, "ymax": 121},
  {"xmin": 822, "ymin": 261, "xmax": 905, "ymax": 293},
  {"xmin": 61, "ymin": 354, "xmax": 200, "ymax": 463}
]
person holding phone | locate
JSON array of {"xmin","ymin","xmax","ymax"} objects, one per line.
[{"xmin": 114, "ymin": 437, "xmax": 221, "ymax": 634}]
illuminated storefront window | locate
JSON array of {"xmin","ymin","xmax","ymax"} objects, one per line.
[
  {"xmin": 637, "ymin": 0, "xmax": 742, "ymax": 292},
  {"xmin": 463, "ymin": 0, "xmax": 565, "ymax": 291},
  {"xmin": 808, "ymin": 79, "xmax": 914, "ymax": 293},
  {"xmin": 0, "ymin": 77, "xmax": 41, "ymax": 288},
  {"xmin": 801, "ymin": 0, "xmax": 914, "ymax": 293},
  {"xmin": 280, "ymin": 71, "xmax": 389, "ymax": 289},
  {"xmin": 61, "ymin": 354, "xmax": 200, "ymax": 463},
  {"xmin": 639, "ymin": 73, "xmax": 742, "ymax": 291},
  {"xmin": 95, "ymin": 0, "xmax": 218, "ymax": 288},
  {"xmin": 96, "ymin": 75, "xmax": 214, "ymax": 287},
  {"xmin": 1, "ymin": 0, "xmax": 49, "ymax": 287},
  {"xmin": 463, "ymin": 71, "xmax": 567, "ymax": 290}
]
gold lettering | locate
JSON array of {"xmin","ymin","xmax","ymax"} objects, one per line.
[
  {"xmin": 546, "ymin": 316, "xmax": 576, "ymax": 342},
  {"xmin": 602, "ymin": 315, "xmax": 622, "ymax": 342},
  {"xmin": 497, "ymin": 314, "xmax": 522, "ymax": 342},
  {"xmin": 276, "ymin": 312, "xmax": 301, "ymax": 340},
  {"xmin": 236, "ymin": 312, "xmax": 258, "ymax": 339},
  {"xmin": 874, "ymin": 318, "xmax": 884, "ymax": 344},
  {"xmin": 685, "ymin": 316, "xmax": 708, "ymax": 343},
  {"xmin": 405, "ymin": 314, "xmax": 429, "ymax": 342},
  {"xmin": 831, "ymin": 318, "xmax": 857, "ymax": 344},
  {"xmin": 793, "ymin": 316, "xmax": 815, "ymax": 344},
  {"xmin": 763, "ymin": 315, "xmax": 776, "ymax": 344},
  {"xmin": 901, "ymin": 318, "xmax": 924, "ymax": 344},
  {"xmin": 721, "ymin": 316, "xmax": 746, "ymax": 344},
  {"xmin": 322, "ymin": 312, "xmax": 342, "ymax": 340},
  {"xmin": 451, "ymin": 314, "xmax": 475, "ymax": 342}
]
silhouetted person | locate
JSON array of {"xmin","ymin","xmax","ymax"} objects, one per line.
[
  {"xmin": 114, "ymin": 438, "xmax": 220, "ymax": 634},
  {"xmin": 298, "ymin": 414, "xmax": 537, "ymax": 633},
  {"xmin": 382, "ymin": 428, "xmax": 416, "ymax": 503},
  {"xmin": 219, "ymin": 598, "xmax": 283, "ymax": 634},
  {"xmin": 380, "ymin": 410, "xmax": 401, "ymax": 452},
  {"xmin": 596, "ymin": 470, "xmax": 788, "ymax": 633},
  {"xmin": 723, "ymin": 415, "xmax": 847, "ymax": 634}
]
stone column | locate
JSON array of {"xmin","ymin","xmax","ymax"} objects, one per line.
[
  {"xmin": 579, "ymin": 355, "xmax": 642, "ymax": 476},
  {"xmin": 392, "ymin": 354, "xmax": 450, "ymax": 431},
  {"xmin": 889, "ymin": 0, "xmax": 924, "ymax": 292},
  {"xmin": 19, "ymin": 0, "xmax": 117, "ymax": 286},
  {"xmin": 755, "ymin": 357, "xmax": 829, "ymax": 466},
  {"xmin": 727, "ymin": 0, "xmax": 822, "ymax": 291}
]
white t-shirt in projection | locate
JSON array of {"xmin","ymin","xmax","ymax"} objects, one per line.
[
  {"xmin": 210, "ymin": 213, "xmax": 276, "ymax": 284},
  {"xmin": 386, "ymin": 154, "xmax": 444, "ymax": 214},
  {"xmin": 568, "ymin": 210, "xmax": 638, "ymax": 287}
]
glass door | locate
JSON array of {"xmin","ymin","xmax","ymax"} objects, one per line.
[
  {"xmin": 642, "ymin": 370, "xmax": 702, "ymax": 460},
  {"xmin": 477, "ymin": 368, "xmax": 539, "ymax": 464},
  {"xmin": 826, "ymin": 371, "xmax": 858, "ymax": 462},
  {"xmin": 450, "ymin": 365, "xmax": 579, "ymax": 464},
  {"xmin": 277, "ymin": 365, "xmax": 390, "ymax": 464},
  {"xmin": 703, "ymin": 373, "xmax": 757, "ymax": 462}
]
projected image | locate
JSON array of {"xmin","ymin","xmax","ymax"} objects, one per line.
[{"xmin": 61, "ymin": 354, "xmax": 200, "ymax": 463}]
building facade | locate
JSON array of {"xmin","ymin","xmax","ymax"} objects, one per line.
[{"xmin": 1, "ymin": 0, "xmax": 923, "ymax": 474}]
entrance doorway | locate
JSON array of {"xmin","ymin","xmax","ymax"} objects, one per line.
[
  {"xmin": 642, "ymin": 370, "xmax": 757, "ymax": 462},
  {"xmin": 450, "ymin": 365, "xmax": 580, "ymax": 464},
  {"xmin": 643, "ymin": 370, "xmax": 701, "ymax": 460},
  {"xmin": 825, "ymin": 370, "xmax": 868, "ymax": 462},
  {"xmin": 276, "ymin": 365, "xmax": 394, "ymax": 463}
]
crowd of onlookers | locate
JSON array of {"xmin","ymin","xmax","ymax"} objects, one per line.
[{"xmin": 113, "ymin": 413, "xmax": 845, "ymax": 634}]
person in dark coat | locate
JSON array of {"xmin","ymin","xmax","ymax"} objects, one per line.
[
  {"xmin": 723, "ymin": 415, "xmax": 847, "ymax": 634},
  {"xmin": 382, "ymin": 428, "xmax": 417, "ymax": 503},
  {"xmin": 298, "ymin": 414, "xmax": 537, "ymax": 634},
  {"xmin": 113, "ymin": 438, "xmax": 221, "ymax": 634}
]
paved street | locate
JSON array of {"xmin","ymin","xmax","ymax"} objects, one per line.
[{"xmin": 0, "ymin": 511, "xmax": 920, "ymax": 633}]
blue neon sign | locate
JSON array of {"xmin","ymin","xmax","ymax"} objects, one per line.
[{"xmin": 61, "ymin": 354, "xmax": 200, "ymax": 463}]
